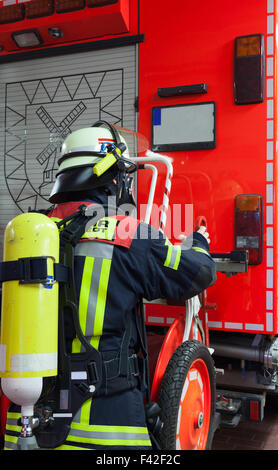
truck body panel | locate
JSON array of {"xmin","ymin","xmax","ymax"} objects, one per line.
[{"xmin": 0, "ymin": 0, "xmax": 276, "ymax": 396}]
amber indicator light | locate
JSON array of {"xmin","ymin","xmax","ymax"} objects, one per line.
[{"xmin": 236, "ymin": 35, "xmax": 261, "ymax": 57}]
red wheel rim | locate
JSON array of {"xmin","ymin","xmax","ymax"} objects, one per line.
[{"xmin": 176, "ymin": 358, "xmax": 211, "ymax": 450}]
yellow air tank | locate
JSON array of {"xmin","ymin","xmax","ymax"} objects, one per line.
[{"xmin": 0, "ymin": 212, "xmax": 59, "ymax": 421}]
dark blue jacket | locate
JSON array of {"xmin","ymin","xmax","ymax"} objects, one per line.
[{"xmin": 49, "ymin": 200, "xmax": 216, "ymax": 353}]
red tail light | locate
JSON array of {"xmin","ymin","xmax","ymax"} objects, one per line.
[
  {"xmin": 234, "ymin": 34, "xmax": 264, "ymax": 104},
  {"xmin": 234, "ymin": 195, "xmax": 263, "ymax": 265}
]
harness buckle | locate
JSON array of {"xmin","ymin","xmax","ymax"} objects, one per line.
[
  {"xmin": 130, "ymin": 353, "xmax": 140, "ymax": 377},
  {"xmin": 18, "ymin": 257, "xmax": 48, "ymax": 284},
  {"xmin": 87, "ymin": 361, "xmax": 100, "ymax": 385},
  {"xmin": 19, "ymin": 257, "xmax": 32, "ymax": 283}
]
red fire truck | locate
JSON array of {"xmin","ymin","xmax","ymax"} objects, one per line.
[{"xmin": 0, "ymin": 0, "xmax": 277, "ymax": 451}]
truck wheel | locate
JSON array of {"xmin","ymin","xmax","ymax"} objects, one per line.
[{"xmin": 157, "ymin": 339, "xmax": 216, "ymax": 450}]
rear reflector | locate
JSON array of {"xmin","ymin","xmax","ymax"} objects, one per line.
[
  {"xmin": 234, "ymin": 194, "xmax": 262, "ymax": 265},
  {"xmin": 249, "ymin": 401, "xmax": 259, "ymax": 421}
]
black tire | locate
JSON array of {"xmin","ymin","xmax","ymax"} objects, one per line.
[{"xmin": 157, "ymin": 339, "xmax": 216, "ymax": 450}]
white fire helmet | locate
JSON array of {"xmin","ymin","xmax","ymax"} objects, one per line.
[{"xmin": 49, "ymin": 121, "xmax": 136, "ymax": 204}]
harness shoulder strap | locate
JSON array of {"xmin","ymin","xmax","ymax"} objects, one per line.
[{"xmin": 35, "ymin": 205, "xmax": 140, "ymax": 448}]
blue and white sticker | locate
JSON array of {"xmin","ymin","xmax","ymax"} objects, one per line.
[{"xmin": 44, "ymin": 275, "xmax": 54, "ymax": 289}]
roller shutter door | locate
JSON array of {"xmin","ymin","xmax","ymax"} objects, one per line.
[{"xmin": 0, "ymin": 44, "xmax": 137, "ymax": 257}]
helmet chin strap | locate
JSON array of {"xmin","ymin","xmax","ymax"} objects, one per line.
[
  {"xmin": 118, "ymin": 174, "xmax": 135, "ymax": 207},
  {"xmin": 115, "ymin": 171, "xmax": 124, "ymax": 207}
]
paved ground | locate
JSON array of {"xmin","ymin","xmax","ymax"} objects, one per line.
[{"xmin": 212, "ymin": 395, "xmax": 278, "ymax": 450}]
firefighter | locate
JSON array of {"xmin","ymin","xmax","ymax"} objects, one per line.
[{"xmin": 3, "ymin": 121, "xmax": 216, "ymax": 450}]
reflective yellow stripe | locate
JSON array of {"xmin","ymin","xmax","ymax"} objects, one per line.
[
  {"xmin": 68, "ymin": 404, "xmax": 151, "ymax": 448},
  {"xmin": 164, "ymin": 241, "xmax": 181, "ymax": 270},
  {"xmin": 71, "ymin": 422, "xmax": 149, "ymax": 434},
  {"xmin": 90, "ymin": 335, "xmax": 101, "ymax": 349},
  {"xmin": 80, "ymin": 398, "xmax": 92, "ymax": 425},
  {"xmin": 164, "ymin": 245, "xmax": 173, "ymax": 267},
  {"xmin": 5, "ymin": 413, "xmax": 21, "ymax": 450},
  {"xmin": 4, "ymin": 433, "xmax": 18, "ymax": 450},
  {"xmin": 72, "ymin": 256, "xmax": 95, "ymax": 352},
  {"xmin": 72, "ymin": 256, "xmax": 112, "ymax": 352},
  {"xmin": 6, "ymin": 423, "xmax": 20, "ymax": 432},
  {"xmin": 79, "ymin": 257, "xmax": 95, "ymax": 337},
  {"xmin": 55, "ymin": 444, "xmax": 93, "ymax": 450},
  {"xmin": 72, "ymin": 337, "xmax": 81, "ymax": 353},
  {"xmin": 4, "ymin": 434, "xmax": 18, "ymax": 443},
  {"xmin": 164, "ymin": 238, "xmax": 173, "ymax": 267},
  {"xmin": 6, "ymin": 412, "xmax": 21, "ymax": 432},
  {"xmin": 92, "ymin": 258, "xmax": 111, "ymax": 349},
  {"xmin": 173, "ymin": 245, "xmax": 181, "ymax": 270},
  {"xmin": 192, "ymin": 246, "xmax": 210, "ymax": 256},
  {"xmin": 68, "ymin": 422, "xmax": 151, "ymax": 445},
  {"xmin": 7, "ymin": 412, "xmax": 21, "ymax": 420},
  {"xmin": 66, "ymin": 435, "xmax": 151, "ymax": 446}
]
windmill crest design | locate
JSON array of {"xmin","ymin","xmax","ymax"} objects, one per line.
[
  {"xmin": 36, "ymin": 101, "xmax": 87, "ymax": 192},
  {"xmin": 4, "ymin": 69, "xmax": 124, "ymax": 212}
]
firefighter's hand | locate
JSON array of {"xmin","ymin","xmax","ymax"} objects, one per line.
[
  {"xmin": 197, "ymin": 225, "xmax": 211, "ymax": 244},
  {"xmin": 178, "ymin": 226, "xmax": 211, "ymax": 244}
]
